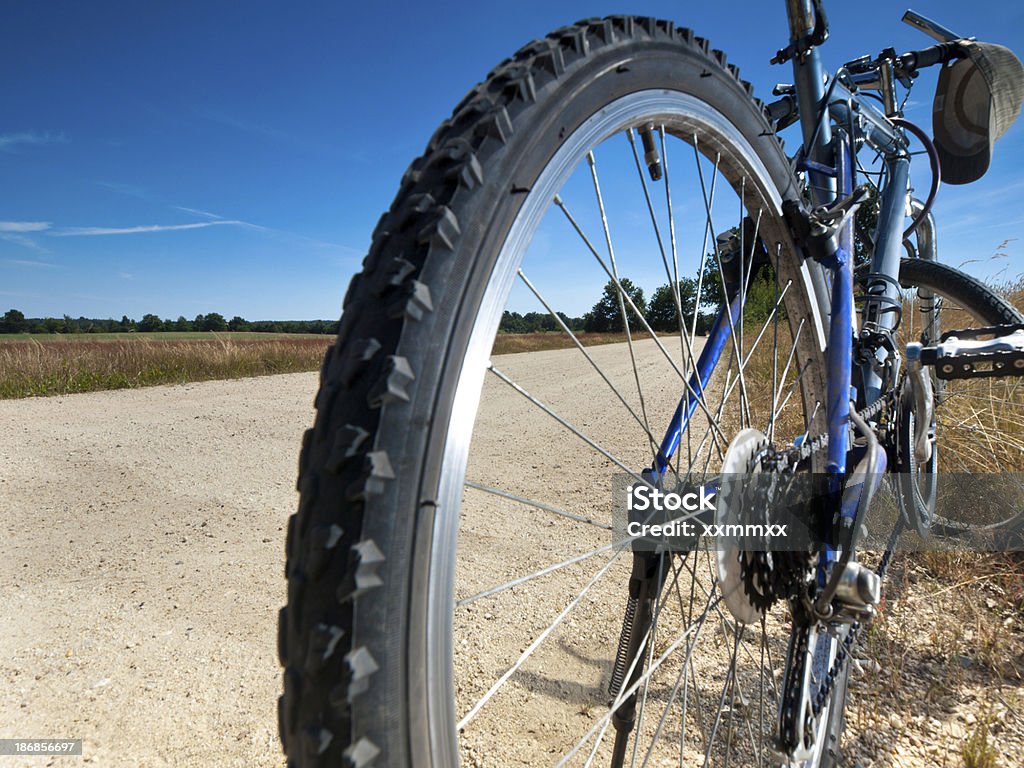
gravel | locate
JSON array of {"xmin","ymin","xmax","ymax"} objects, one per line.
[{"xmin": 2, "ymin": 348, "xmax": 1020, "ymax": 767}]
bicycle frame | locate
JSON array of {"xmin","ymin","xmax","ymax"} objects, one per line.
[{"xmin": 651, "ymin": 0, "xmax": 914, "ymax": 569}]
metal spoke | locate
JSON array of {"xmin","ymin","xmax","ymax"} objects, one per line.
[
  {"xmin": 637, "ymin": 572, "xmax": 717, "ymax": 767},
  {"xmin": 770, "ymin": 243, "xmax": 782, "ymax": 446},
  {"xmin": 703, "ymin": 626, "xmax": 744, "ymax": 767},
  {"xmin": 706, "ymin": 281, "xmax": 795, "ymax": 428},
  {"xmin": 488, "ymin": 364, "xmax": 646, "ymax": 485},
  {"xmin": 626, "ymin": 129, "xmax": 698, "ymax": 375},
  {"xmin": 738, "ymin": 177, "xmax": 749, "ymax": 429},
  {"xmin": 588, "ymin": 150, "xmax": 659, "ymax": 468},
  {"xmin": 659, "ymin": 125, "xmax": 708, "ymax": 476},
  {"xmin": 768, "ymin": 318, "xmax": 806, "ymax": 439},
  {"xmin": 464, "ymin": 480, "xmax": 612, "ymax": 530},
  {"xmin": 679, "ymin": 282, "xmax": 798, "ymax": 464},
  {"xmin": 585, "ymin": 582, "xmax": 678, "ymax": 768},
  {"xmin": 693, "ymin": 136, "xmax": 751, "ymax": 430},
  {"xmin": 555, "ymin": 195, "xmax": 729, "ymax": 449},
  {"xmin": 659, "ymin": 126, "xmax": 693, "ymax": 375},
  {"xmin": 517, "ymin": 268, "xmax": 659, "ymax": 448},
  {"xmin": 628, "ymin": 554, "xmax": 674, "ymax": 768},
  {"xmin": 689, "ymin": 143, "xmax": 719, "ymax": 353},
  {"xmin": 456, "ymin": 551, "xmax": 624, "ymax": 730},
  {"xmin": 758, "ymin": 620, "xmax": 768, "ymax": 768},
  {"xmin": 554, "ymin": 594, "xmax": 724, "ymax": 768},
  {"xmin": 457, "ymin": 540, "xmax": 620, "ymax": 607},
  {"xmin": 771, "ymin": 361, "xmax": 812, "ymax": 429}
]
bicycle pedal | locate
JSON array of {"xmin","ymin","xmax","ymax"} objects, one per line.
[{"xmin": 912, "ymin": 323, "xmax": 1024, "ymax": 380}]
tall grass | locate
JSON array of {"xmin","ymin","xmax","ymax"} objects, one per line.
[
  {"xmin": 491, "ymin": 331, "xmax": 642, "ymax": 355},
  {"xmin": 0, "ymin": 337, "xmax": 332, "ymax": 398}
]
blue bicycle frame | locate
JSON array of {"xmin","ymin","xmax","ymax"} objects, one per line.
[{"xmin": 648, "ymin": 0, "xmax": 914, "ymax": 575}]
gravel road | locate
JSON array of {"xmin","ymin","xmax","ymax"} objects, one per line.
[
  {"xmin": 2, "ymin": 346, "xmax": 1020, "ymax": 767},
  {"xmin": 1, "ymin": 375, "xmax": 314, "ymax": 767}
]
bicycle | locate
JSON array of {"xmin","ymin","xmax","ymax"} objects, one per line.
[{"xmin": 279, "ymin": 3, "xmax": 1024, "ymax": 765}]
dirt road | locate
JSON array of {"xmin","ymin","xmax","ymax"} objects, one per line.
[
  {"xmin": 1, "ymin": 375, "xmax": 314, "ymax": 767},
  {"xmin": 2, "ymin": 344, "xmax": 1021, "ymax": 766}
]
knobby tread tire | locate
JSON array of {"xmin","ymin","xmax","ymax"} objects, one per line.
[
  {"xmin": 279, "ymin": 15, "xmax": 816, "ymax": 767},
  {"xmin": 897, "ymin": 257, "xmax": 1024, "ymax": 326}
]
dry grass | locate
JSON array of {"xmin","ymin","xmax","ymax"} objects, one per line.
[
  {"xmin": 0, "ymin": 337, "xmax": 332, "ymax": 398},
  {"xmin": 491, "ymin": 331, "xmax": 650, "ymax": 355},
  {"xmin": 963, "ymin": 713, "xmax": 999, "ymax": 768}
]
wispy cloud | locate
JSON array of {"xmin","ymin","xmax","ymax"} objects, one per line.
[
  {"xmin": 43, "ymin": 205, "xmax": 359, "ymax": 258},
  {"xmin": 172, "ymin": 204, "xmax": 353, "ymax": 252},
  {"xmin": 51, "ymin": 220, "xmax": 247, "ymax": 236},
  {"xmin": 172, "ymin": 206, "xmax": 223, "ymax": 220},
  {"xmin": 0, "ymin": 221, "xmax": 51, "ymax": 233},
  {"xmin": 2, "ymin": 258, "xmax": 57, "ymax": 269},
  {"xmin": 95, "ymin": 181, "xmax": 148, "ymax": 199},
  {"xmin": 0, "ymin": 131, "xmax": 67, "ymax": 153},
  {"xmin": 0, "ymin": 222, "xmax": 51, "ymax": 253}
]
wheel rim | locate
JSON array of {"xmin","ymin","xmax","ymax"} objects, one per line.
[{"xmin": 427, "ymin": 89, "xmax": 833, "ymax": 766}]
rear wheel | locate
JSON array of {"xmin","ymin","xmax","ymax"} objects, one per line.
[
  {"xmin": 894, "ymin": 257, "xmax": 1024, "ymax": 534},
  {"xmin": 279, "ymin": 17, "xmax": 844, "ymax": 767}
]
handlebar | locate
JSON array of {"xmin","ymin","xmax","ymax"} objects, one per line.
[{"xmin": 897, "ymin": 40, "xmax": 966, "ymax": 73}]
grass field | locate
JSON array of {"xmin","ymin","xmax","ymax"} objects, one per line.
[
  {"xmin": 0, "ymin": 331, "xmax": 661, "ymax": 398},
  {"xmin": 0, "ymin": 336, "xmax": 333, "ymax": 398},
  {"xmin": 0, "ymin": 331, "xmax": 329, "ymax": 342}
]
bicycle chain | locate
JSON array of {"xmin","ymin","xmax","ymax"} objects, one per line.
[
  {"xmin": 769, "ymin": 393, "xmax": 893, "ymax": 474},
  {"xmin": 810, "ymin": 520, "xmax": 903, "ymax": 719},
  {"xmin": 769, "ymin": 391, "xmax": 901, "ymax": 752}
]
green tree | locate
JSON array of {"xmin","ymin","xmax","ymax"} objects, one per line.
[
  {"xmin": 1, "ymin": 309, "xmax": 26, "ymax": 333},
  {"xmin": 138, "ymin": 314, "xmax": 164, "ymax": 332},
  {"xmin": 499, "ymin": 311, "xmax": 527, "ymax": 333},
  {"xmin": 647, "ymin": 279, "xmax": 699, "ymax": 332},
  {"xmin": 201, "ymin": 312, "xmax": 228, "ymax": 332},
  {"xmin": 854, "ymin": 186, "xmax": 878, "ymax": 266},
  {"xmin": 228, "ymin": 315, "xmax": 250, "ymax": 332},
  {"xmin": 584, "ymin": 278, "xmax": 646, "ymax": 333},
  {"xmin": 739, "ymin": 271, "xmax": 784, "ymax": 328}
]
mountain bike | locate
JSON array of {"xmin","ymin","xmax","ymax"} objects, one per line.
[{"xmin": 278, "ymin": 2, "xmax": 1024, "ymax": 765}]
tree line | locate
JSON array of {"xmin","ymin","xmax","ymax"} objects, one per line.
[
  {"xmin": 0, "ymin": 309, "xmax": 338, "ymax": 335},
  {"xmin": 499, "ymin": 269, "xmax": 780, "ymax": 336}
]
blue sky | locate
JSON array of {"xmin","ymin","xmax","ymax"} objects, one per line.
[{"xmin": 2, "ymin": 1, "xmax": 1023, "ymax": 320}]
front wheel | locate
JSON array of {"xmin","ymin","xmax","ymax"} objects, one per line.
[{"xmin": 279, "ymin": 16, "xmax": 844, "ymax": 767}]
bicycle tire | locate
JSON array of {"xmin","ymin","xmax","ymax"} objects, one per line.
[
  {"xmin": 279, "ymin": 16, "xmax": 841, "ymax": 767},
  {"xmin": 895, "ymin": 257, "xmax": 1024, "ymax": 535}
]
